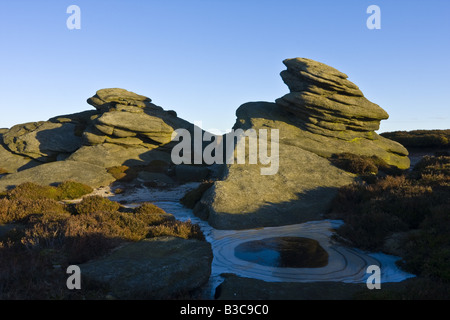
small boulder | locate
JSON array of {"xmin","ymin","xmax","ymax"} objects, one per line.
[
  {"xmin": 80, "ymin": 236, "xmax": 213, "ymax": 299},
  {"xmin": 87, "ymin": 88, "xmax": 152, "ymax": 112}
]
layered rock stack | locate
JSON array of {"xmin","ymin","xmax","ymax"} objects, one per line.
[
  {"xmin": 82, "ymin": 88, "xmax": 175, "ymax": 148},
  {"xmin": 276, "ymin": 58, "xmax": 388, "ymax": 140},
  {"xmin": 275, "ymin": 58, "xmax": 410, "ymax": 169},
  {"xmin": 0, "ymin": 88, "xmax": 205, "ymax": 191}
]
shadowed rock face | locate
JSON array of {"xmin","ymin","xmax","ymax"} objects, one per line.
[{"xmin": 80, "ymin": 236, "xmax": 213, "ymax": 299}]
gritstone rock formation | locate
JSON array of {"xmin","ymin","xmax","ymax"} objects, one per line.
[
  {"xmin": 87, "ymin": 88, "xmax": 152, "ymax": 112},
  {"xmin": 0, "ymin": 59, "xmax": 411, "ymax": 230},
  {"xmin": 193, "ymin": 58, "xmax": 410, "ymax": 229},
  {"xmin": 277, "ymin": 58, "xmax": 387, "ymax": 134},
  {"xmin": 0, "ymin": 59, "xmax": 416, "ymax": 299},
  {"xmin": 2, "ymin": 121, "xmax": 83, "ymax": 162},
  {"xmin": 0, "ymin": 88, "xmax": 208, "ymax": 191},
  {"xmin": 84, "ymin": 88, "xmax": 175, "ymax": 146},
  {"xmin": 275, "ymin": 58, "xmax": 409, "ymax": 168}
]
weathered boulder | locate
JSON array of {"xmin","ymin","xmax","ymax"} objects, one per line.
[
  {"xmin": 91, "ymin": 111, "xmax": 175, "ymax": 146},
  {"xmin": 194, "ymin": 102, "xmax": 356, "ymax": 230},
  {"xmin": 81, "ymin": 89, "xmax": 209, "ymax": 159},
  {"xmin": 1, "ymin": 121, "xmax": 83, "ymax": 162},
  {"xmin": 238, "ymin": 102, "xmax": 410, "ymax": 169},
  {"xmin": 194, "ymin": 58, "xmax": 410, "ymax": 229},
  {"xmin": 80, "ymin": 236, "xmax": 213, "ymax": 299},
  {"xmin": 87, "ymin": 88, "xmax": 153, "ymax": 112},
  {"xmin": 275, "ymin": 58, "xmax": 409, "ymax": 168},
  {"xmin": 0, "ymin": 160, "xmax": 115, "ymax": 192},
  {"xmin": 279, "ymin": 57, "xmax": 364, "ymax": 97}
]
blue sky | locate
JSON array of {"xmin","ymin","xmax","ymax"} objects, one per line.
[{"xmin": 0, "ymin": 0, "xmax": 449, "ymax": 133}]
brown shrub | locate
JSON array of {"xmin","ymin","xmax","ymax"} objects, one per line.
[
  {"xmin": 332, "ymin": 209, "xmax": 408, "ymax": 250},
  {"xmin": 6, "ymin": 182, "xmax": 60, "ymax": 200},
  {"xmin": 329, "ymin": 154, "xmax": 450, "ymax": 286},
  {"xmin": 64, "ymin": 211, "xmax": 148, "ymax": 263},
  {"xmin": 369, "ymin": 175, "xmax": 408, "ymax": 191},
  {"xmin": 4, "ymin": 181, "xmax": 93, "ymax": 201},
  {"xmin": 330, "ymin": 153, "xmax": 378, "ymax": 175},
  {"xmin": 0, "ymin": 198, "xmax": 67, "ymax": 224},
  {"xmin": 380, "ymin": 130, "xmax": 450, "ymax": 149},
  {"xmin": 0, "ymin": 240, "xmax": 109, "ymax": 299},
  {"xmin": 0, "ymin": 242, "xmax": 63, "ymax": 299},
  {"xmin": 107, "ymin": 165, "xmax": 142, "ymax": 182},
  {"xmin": 19, "ymin": 208, "xmax": 151, "ymax": 264},
  {"xmin": 20, "ymin": 212, "xmax": 69, "ymax": 250},
  {"xmin": 413, "ymin": 155, "xmax": 450, "ymax": 177},
  {"xmin": 147, "ymin": 220, "xmax": 205, "ymax": 241},
  {"xmin": 73, "ymin": 196, "xmax": 121, "ymax": 215},
  {"xmin": 134, "ymin": 202, "xmax": 166, "ymax": 215},
  {"xmin": 134, "ymin": 203, "xmax": 174, "ymax": 226},
  {"xmin": 56, "ymin": 181, "xmax": 93, "ymax": 200},
  {"xmin": 329, "ymin": 174, "xmax": 437, "ymax": 248}
]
